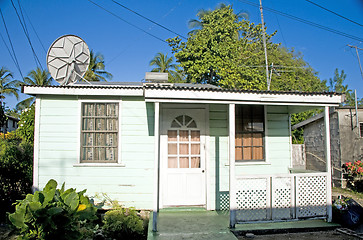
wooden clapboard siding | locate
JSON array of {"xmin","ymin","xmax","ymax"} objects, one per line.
[
  {"xmin": 37, "ymin": 96, "xmax": 155, "ymax": 209},
  {"xmin": 208, "ymin": 104, "xmax": 229, "ymax": 209},
  {"xmin": 235, "ymin": 105, "xmax": 291, "ymax": 175}
]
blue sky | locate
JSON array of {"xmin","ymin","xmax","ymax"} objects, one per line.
[{"xmin": 0, "ymin": 0, "xmax": 363, "ymax": 109}]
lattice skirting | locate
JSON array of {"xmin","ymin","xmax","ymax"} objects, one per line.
[
  {"xmin": 234, "ymin": 174, "xmax": 328, "ymax": 222},
  {"xmin": 217, "ymin": 191, "xmax": 229, "ymax": 211}
]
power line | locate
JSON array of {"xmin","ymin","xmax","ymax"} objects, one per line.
[
  {"xmin": 0, "ymin": 8, "xmax": 24, "ymax": 79},
  {"xmin": 305, "ymin": 0, "xmax": 363, "ymax": 28},
  {"xmin": 0, "ymin": 32, "xmax": 24, "ymax": 79},
  {"xmin": 10, "ymin": 0, "xmax": 43, "ymax": 70},
  {"xmin": 238, "ymin": 0, "xmax": 363, "ymax": 42},
  {"xmin": 111, "ymin": 0, "xmax": 187, "ymax": 40},
  {"xmin": 22, "ymin": 5, "xmax": 47, "ymax": 54},
  {"xmin": 87, "ymin": 0, "xmax": 167, "ymax": 43}
]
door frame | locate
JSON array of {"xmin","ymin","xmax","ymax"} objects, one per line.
[{"xmin": 159, "ymin": 103, "xmax": 209, "ymax": 209}]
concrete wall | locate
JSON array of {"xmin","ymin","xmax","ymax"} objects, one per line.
[
  {"xmin": 303, "ymin": 111, "xmax": 341, "ymax": 186},
  {"xmin": 337, "ymin": 108, "xmax": 363, "ymax": 165}
]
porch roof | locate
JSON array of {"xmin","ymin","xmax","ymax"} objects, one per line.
[{"xmin": 22, "ymin": 82, "xmax": 343, "ymax": 111}]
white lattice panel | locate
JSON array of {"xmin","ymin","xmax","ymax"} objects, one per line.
[
  {"xmin": 235, "ymin": 178, "xmax": 268, "ymax": 222},
  {"xmin": 272, "ymin": 177, "xmax": 293, "ymax": 220},
  {"xmin": 296, "ymin": 175, "xmax": 327, "ymax": 218}
]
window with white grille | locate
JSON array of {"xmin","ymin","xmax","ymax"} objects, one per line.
[{"xmin": 81, "ymin": 103, "xmax": 119, "ymax": 163}]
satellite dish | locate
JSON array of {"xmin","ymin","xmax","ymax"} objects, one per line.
[{"xmin": 47, "ymin": 35, "xmax": 90, "ymax": 86}]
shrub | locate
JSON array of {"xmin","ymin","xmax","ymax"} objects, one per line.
[
  {"xmin": 103, "ymin": 207, "xmax": 145, "ymax": 240},
  {"xmin": 17, "ymin": 105, "xmax": 35, "ymax": 144},
  {"xmin": 0, "ymin": 136, "xmax": 33, "ymax": 223},
  {"xmin": 8, "ymin": 179, "xmax": 97, "ymax": 240}
]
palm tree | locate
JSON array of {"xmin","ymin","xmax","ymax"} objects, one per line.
[
  {"xmin": 84, "ymin": 50, "xmax": 113, "ymax": 82},
  {"xmin": 149, "ymin": 52, "xmax": 184, "ymax": 82},
  {"xmin": 188, "ymin": 4, "xmax": 248, "ymax": 36},
  {"xmin": 0, "ymin": 67, "xmax": 20, "ymax": 105},
  {"xmin": 16, "ymin": 68, "xmax": 52, "ymax": 110}
]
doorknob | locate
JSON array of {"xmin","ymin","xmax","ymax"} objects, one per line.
[{"xmin": 202, "ymin": 170, "xmax": 205, "ymax": 173}]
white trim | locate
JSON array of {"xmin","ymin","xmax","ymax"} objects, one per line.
[
  {"xmin": 205, "ymin": 104, "xmax": 211, "ymax": 210},
  {"xmin": 264, "ymin": 106, "xmax": 269, "ymax": 163},
  {"xmin": 236, "ymin": 172, "xmax": 329, "ymax": 179},
  {"xmin": 289, "ymin": 114, "xmax": 293, "ymax": 168},
  {"xmin": 33, "ymin": 97, "xmax": 41, "ymax": 192},
  {"xmin": 231, "ymin": 162, "xmax": 271, "ymax": 166},
  {"xmin": 144, "ymin": 89, "xmax": 342, "ymax": 105},
  {"xmin": 77, "ymin": 98, "xmax": 123, "ymax": 165},
  {"xmin": 324, "ymin": 106, "xmax": 333, "ymax": 222},
  {"xmin": 73, "ymin": 163, "xmax": 125, "ymax": 167},
  {"xmin": 153, "ymin": 102, "xmax": 160, "ymax": 213},
  {"xmin": 24, "ymin": 86, "xmax": 143, "ymax": 96},
  {"xmin": 229, "ymin": 104, "xmax": 237, "ymax": 227},
  {"xmin": 145, "ymin": 98, "xmax": 340, "ymax": 107}
]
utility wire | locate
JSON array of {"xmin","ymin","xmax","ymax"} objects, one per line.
[
  {"xmin": 238, "ymin": 0, "xmax": 363, "ymax": 42},
  {"xmin": 88, "ymin": 0, "xmax": 167, "ymax": 43},
  {"xmin": 10, "ymin": 0, "xmax": 43, "ymax": 70},
  {"xmin": 305, "ymin": 0, "xmax": 363, "ymax": 28},
  {"xmin": 111, "ymin": 0, "xmax": 187, "ymax": 40},
  {"xmin": 0, "ymin": 32, "xmax": 24, "ymax": 79},
  {"xmin": 0, "ymin": 8, "xmax": 24, "ymax": 79},
  {"xmin": 21, "ymin": 4, "xmax": 47, "ymax": 53}
]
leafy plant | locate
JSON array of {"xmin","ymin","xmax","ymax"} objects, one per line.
[
  {"xmin": 8, "ymin": 179, "xmax": 97, "ymax": 240},
  {"xmin": 17, "ymin": 104, "xmax": 35, "ymax": 144},
  {"xmin": 0, "ymin": 136, "xmax": 32, "ymax": 223},
  {"xmin": 103, "ymin": 207, "xmax": 145, "ymax": 240}
]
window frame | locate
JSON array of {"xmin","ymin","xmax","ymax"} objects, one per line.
[
  {"xmin": 75, "ymin": 99, "xmax": 124, "ymax": 167},
  {"xmin": 235, "ymin": 104, "xmax": 266, "ymax": 163},
  {"xmin": 360, "ymin": 122, "xmax": 363, "ymax": 138}
]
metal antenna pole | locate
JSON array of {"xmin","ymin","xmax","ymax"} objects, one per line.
[
  {"xmin": 259, "ymin": 0, "xmax": 270, "ymax": 90},
  {"xmin": 347, "ymin": 44, "xmax": 363, "ymax": 81}
]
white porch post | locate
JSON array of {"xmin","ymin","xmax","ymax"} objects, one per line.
[
  {"xmin": 153, "ymin": 102, "xmax": 160, "ymax": 232},
  {"xmin": 229, "ymin": 104, "xmax": 237, "ymax": 228},
  {"xmin": 324, "ymin": 106, "xmax": 333, "ymax": 222}
]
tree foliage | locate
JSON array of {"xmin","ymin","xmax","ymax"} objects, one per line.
[
  {"xmin": 329, "ymin": 68, "xmax": 360, "ymax": 106},
  {"xmin": 0, "ymin": 67, "xmax": 21, "ymax": 102},
  {"xmin": 17, "ymin": 68, "xmax": 52, "ymax": 110},
  {"xmin": 17, "ymin": 105, "xmax": 35, "ymax": 144},
  {"xmin": 149, "ymin": 52, "xmax": 184, "ymax": 82},
  {"xmin": 84, "ymin": 50, "xmax": 113, "ymax": 82},
  {"xmin": 167, "ymin": 5, "xmax": 327, "ymax": 93}
]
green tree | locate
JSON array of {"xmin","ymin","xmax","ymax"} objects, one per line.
[
  {"xmin": 188, "ymin": 3, "xmax": 248, "ymax": 36},
  {"xmin": 329, "ymin": 68, "xmax": 356, "ymax": 106},
  {"xmin": 84, "ymin": 50, "xmax": 113, "ymax": 82},
  {"xmin": 149, "ymin": 52, "xmax": 183, "ymax": 82},
  {"xmin": 0, "ymin": 67, "xmax": 20, "ymax": 104},
  {"xmin": 168, "ymin": 5, "xmax": 327, "ymax": 93},
  {"xmin": 17, "ymin": 104, "xmax": 35, "ymax": 144},
  {"xmin": 16, "ymin": 68, "xmax": 52, "ymax": 110}
]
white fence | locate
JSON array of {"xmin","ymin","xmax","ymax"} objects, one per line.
[{"xmin": 234, "ymin": 173, "xmax": 329, "ymax": 222}]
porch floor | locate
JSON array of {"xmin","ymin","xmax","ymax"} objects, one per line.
[
  {"xmin": 147, "ymin": 208, "xmax": 236, "ymax": 240},
  {"xmin": 147, "ymin": 208, "xmax": 341, "ymax": 240}
]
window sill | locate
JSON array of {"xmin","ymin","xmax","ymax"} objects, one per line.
[
  {"xmin": 225, "ymin": 161, "xmax": 271, "ymax": 166},
  {"xmin": 73, "ymin": 163, "xmax": 126, "ymax": 167}
]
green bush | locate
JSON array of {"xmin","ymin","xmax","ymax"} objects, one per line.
[
  {"xmin": 0, "ymin": 136, "xmax": 33, "ymax": 223},
  {"xmin": 103, "ymin": 207, "xmax": 145, "ymax": 239},
  {"xmin": 17, "ymin": 105, "xmax": 35, "ymax": 144},
  {"xmin": 8, "ymin": 179, "xmax": 97, "ymax": 240}
]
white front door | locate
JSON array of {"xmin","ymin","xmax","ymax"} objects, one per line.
[{"xmin": 161, "ymin": 108, "xmax": 206, "ymax": 207}]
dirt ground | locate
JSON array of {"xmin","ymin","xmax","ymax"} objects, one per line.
[{"xmin": 237, "ymin": 230, "xmax": 360, "ymax": 240}]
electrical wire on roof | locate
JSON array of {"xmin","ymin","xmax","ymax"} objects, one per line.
[
  {"xmin": 87, "ymin": 0, "xmax": 167, "ymax": 43},
  {"xmin": 238, "ymin": 0, "xmax": 363, "ymax": 42},
  {"xmin": 10, "ymin": 0, "xmax": 43, "ymax": 70},
  {"xmin": 305, "ymin": 0, "xmax": 363, "ymax": 28},
  {"xmin": 111, "ymin": 0, "xmax": 187, "ymax": 40},
  {"xmin": 0, "ymin": 8, "xmax": 24, "ymax": 79}
]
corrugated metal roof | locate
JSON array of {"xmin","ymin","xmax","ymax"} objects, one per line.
[{"xmin": 22, "ymin": 82, "xmax": 341, "ymax": 96}]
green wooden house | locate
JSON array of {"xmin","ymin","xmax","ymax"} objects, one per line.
[{"xmin": 23, "ymin": 78, "xmax": 342, "ymax": 229}]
